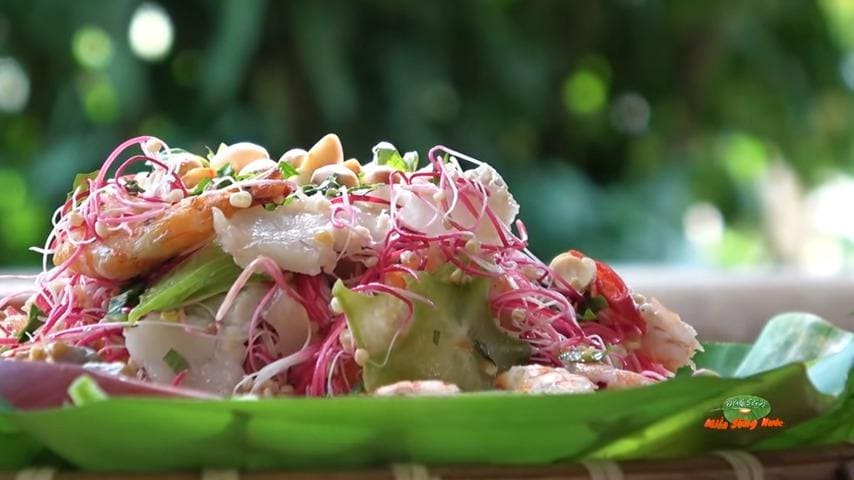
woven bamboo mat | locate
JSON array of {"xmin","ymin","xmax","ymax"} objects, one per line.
[{"xmin": 4, "ymin": 445, "xmax": 852, "ymax": 480}]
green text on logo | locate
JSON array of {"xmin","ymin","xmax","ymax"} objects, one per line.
[{"xmin": 722, "ymin": 395, "xmax": 771, "ymax": 422}]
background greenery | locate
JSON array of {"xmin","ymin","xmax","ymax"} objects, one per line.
[{"xmin": 1, "ymin": 0, "xmax": 854, "ymax": 269}]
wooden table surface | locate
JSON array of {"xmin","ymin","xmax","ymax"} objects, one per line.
[{"xmin": 1, "ymin": 445, "xmax": 851, "ymax": 479}]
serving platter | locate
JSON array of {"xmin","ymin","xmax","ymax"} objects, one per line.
[{"xmin": 0, "ymin": 313, "xmax": 850, "ymax": 472}]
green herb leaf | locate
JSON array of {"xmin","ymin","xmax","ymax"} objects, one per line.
[
  {"xmin": 216, "ymin": 164, "xmax": 234, "ymax": 178},
  {"xmin": 372, "ymin": 141, "xmax": 399, "ymax": 165},
  {"xmin": 587, "ymin": 295, "xmax": 608, "ymax": 313},
  {"xmin": 128, "ymin": 244, "xmax": 242, "ymax": 322},
  {"xmin": 278, "ymin": 162, "xmax": 298, "ymax": 178},
  {"xmin": 403, "ymin": 151, "xmax": 419, "ymax": 171},
  {"xmin": 105, "ymin": 284, "xmax": 145, "ymax": 322},
  {"xmin": 68, "ymin": 375, "xmax": 108, "ymax": 406},
  {"xmin": 385, "ymin": 154, "xmax": 408, "ymax": 172},
  {"xmin": 188, "ymin": 177, "xmax": 212, "ymax": 196},
  {"xmin": 16, "ymin": 304, "xmax": 45, "ymax": 343},
  {"xmin": 372, "ymin": 142, "xmax": 417, "ymax": 172},
  {"xmin": 580, "ymin": 308, "xmax": 597, "ymax": 321},
  {"xmin": 122, "ymin": 179, "xmax": 144, "ymax": 195},
  {"xmin": 66, "ymin": 170, "xmax": 99, "ymax": 200},
  {"xmin": 163, "ymin": 348, "xmax": 190, "ymax": 374}
]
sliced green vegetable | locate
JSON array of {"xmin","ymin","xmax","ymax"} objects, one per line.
[
  {"xmin": 104, "ymin": 283, "xmax": 145, "ymax": 322},
  {"xmin": 67, "ymin": 375, "xmax": 108, "ymax": 407},
  {"xmin": 587, "ymin": 295, "xmax": 608, "ymax": 312},
  {"xmin": 16, "ymin": 305, "xmax": 44, "ymax": 343},
  {"xmin": 333, "ymin": 270, "xmax": 530, "ymax": 391},
  {"xmin": 188, "ymin": 177, "xmax": 211, "ymax": 196},
  {"xmin": 66, "ymin": 170, "xmax": 99, "ymax": 200},
  {"xmin": 163, "ymin": 349, "xmax": 189, "ymax": 374},
  {"xmin": 128, "ymin": 243, "xmax": 242, "ymax": 322},
  {"xmin": 278, "ymin": 162, "xmax": 298, "ymax": 178}
]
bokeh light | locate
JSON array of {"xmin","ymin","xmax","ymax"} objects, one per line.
[
  {"xmin": 79, "ymin": 75, "xmax": 120, "ymax": 123},
  {"xmin": 72, "ymin": 26, "xmax": 113, "ymax": 70},
  {"xmin": 720, "ymin": 133, "xmax": 768, "ymax": 184},
  {"xmin": 0, "ymin": 58, "xmax": 30, "ymax": 113},
  {"xmin": 562, "ymin": 69, "xmax": 607, "ymax": 116},
  {"xmin": 1, "ymin": 2, "xmax": 854, "ymax": 270},
  {"xmin": 128, "ymin": 2, "xmax": 174, "ymax": 62},
  {"xmin": 806, "ymin": 176, "xmax": 854, "ymax": 241},
  {"xmin": 610, "ymin": 92, "xmax": 651, "ymax": 134},
  {"xmin": 683, "ymin": 202, "xmax": 724, "ymax": 248}
]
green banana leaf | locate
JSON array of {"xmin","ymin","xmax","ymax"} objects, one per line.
[{"xmin": 0, "ymin": 312, "xmax": 851, "ymax": 472}]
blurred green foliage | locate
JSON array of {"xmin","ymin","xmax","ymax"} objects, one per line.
[{"xmin": 0, "ymin": 0, "xmax": 853, "ymax": 267}]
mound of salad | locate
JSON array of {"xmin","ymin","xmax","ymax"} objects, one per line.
[{"xmin": 0, "ymin": 134, "xmax": 701, "ymax": 397}]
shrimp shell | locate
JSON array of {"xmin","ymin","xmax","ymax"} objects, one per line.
[{"xmin": 53, "ymin": 183, "xmax": 290, "ymax": 281}]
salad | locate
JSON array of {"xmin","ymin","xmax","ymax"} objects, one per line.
[{"xmin": 0, "ymin": 134, "xmax": 701, "ymax": 398}]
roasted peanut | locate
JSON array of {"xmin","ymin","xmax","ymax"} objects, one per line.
[
  {"xmin": 310, "ymin": 164, "xmax": 359, "ymax": 188},
  {"xmin": 210, "ymin": 142, "xmax": 270, "ymax": 172},
  {"xmin": 181, "ymin": 167, "xmax": 216, "ymax": 188},
  {"xmin": 301, "ymin": 134, "xmax": 344, "ymax": 174}
]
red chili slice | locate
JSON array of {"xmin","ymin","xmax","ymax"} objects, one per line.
[{"xmin": 568, "ymin": 250, "xmax": 646, "ymax": 333}]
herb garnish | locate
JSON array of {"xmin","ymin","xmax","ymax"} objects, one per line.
[
  {"xmin": 163, "ymin": 348, "xmax": 190, "ymax": 374},
  {"xmin": 17, "ymin": 304, "xmax": 45, "ymax": 342}
]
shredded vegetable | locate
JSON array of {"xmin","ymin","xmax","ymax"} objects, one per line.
[{"xmin": 0, "ymin": 134, "xmax": 699, "ymax": 398}]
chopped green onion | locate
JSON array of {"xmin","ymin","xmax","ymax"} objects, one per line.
[
  {"xmin": 278, "ymin": 162, "xmax": 298, "ymax": 178},
  {"xmin": 588, "ymin": 295, "xmax": 609, "ymax": 312},
  {"xmin": 105, "ymin": 283, "xmax": 145, "ymax": 322},
  {"xmin": 216, "ymin": 164, "xmax": 234, "ymax": 177},
  {"xmin": 17, "ymin": 304, "xmax": 44, "ymax": 342},
  {"xmin": 66, "ymin": 170, "xmax": 99, "ymax": 200},
  {"xmin": 189, "ymin": 177, "xmax": 212, "ymax": 196},
  {"xmin": 163, "ymin": 348, "xmax": 190, "ymax": 374},
  {"xmin": 68, "ymin": 375, "xmax": 108, "ymax": 406}
]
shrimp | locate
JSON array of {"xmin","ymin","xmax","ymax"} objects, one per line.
[
  {"xmin": 563, "ymin": 362, "xmax": 653, "ymax": 390},
  {"xmin": 53, "ymin": 183, "xmax": 290, "ymax": 281},
  {"xmin": 495, "ymin": 365, "xmax": 596, "ymax": 395},
  {"xmin": 634, "ymin": 294, "xmax": 702, "ymax": 371},
  {"xmin": 373, "ymin": 380, "xmax": 461, "ymax": 396}
]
